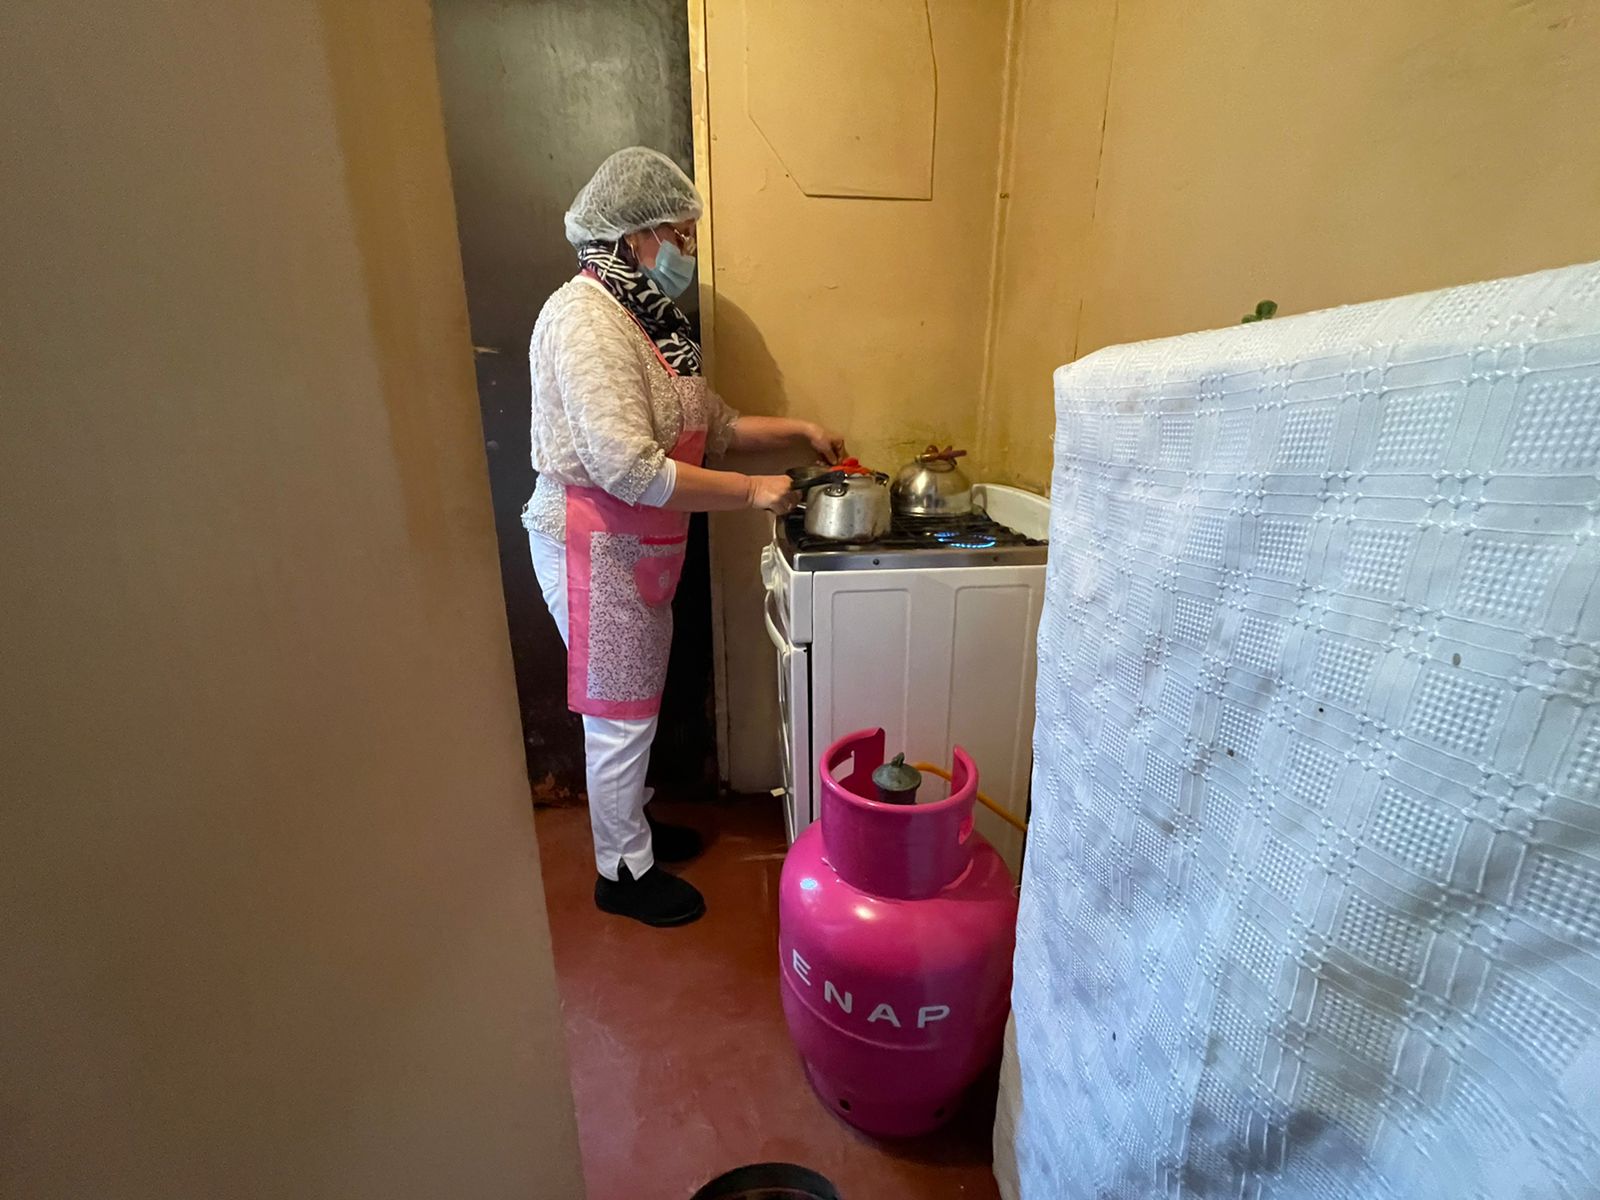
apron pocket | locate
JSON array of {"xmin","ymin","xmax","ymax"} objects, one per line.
[{"xmin": 634, "ymin": 538, "xmax": 687, "ymax": 607}]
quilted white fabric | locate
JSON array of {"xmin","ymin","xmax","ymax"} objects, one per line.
[{"xmin": 997, "ymin": 261, "xmax": 1600, "ymax": 1200}]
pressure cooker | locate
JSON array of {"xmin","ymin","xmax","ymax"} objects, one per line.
[{"xmin": 787, "ymin": 460, "xmax": 891, "ymax": 542}]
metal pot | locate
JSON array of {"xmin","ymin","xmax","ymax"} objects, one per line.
[
  {"xmin": 891, "ymin": 446, "xmax": 972, "ymax": 517},
  {"xmin": 803, "ymin": 471, "xmax": 891, "ymax": 542}
]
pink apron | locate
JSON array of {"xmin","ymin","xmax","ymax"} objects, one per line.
[{"xmin": 564, "ymin": 291, "xmax": 708, "ymax": 719}]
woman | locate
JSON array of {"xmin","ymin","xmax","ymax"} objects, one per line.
[{"xmin": 523, "ymin": 147, "xmax": 845, "ymax": 928}]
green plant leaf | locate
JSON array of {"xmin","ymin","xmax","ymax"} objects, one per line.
[
  {"xmin": 1241, "ymin": 313, "xmax": 1259, "ymax": 323},
  {"xmin": 1256, "ymin": 299, "xmax": 1278, "ymax": 318}
]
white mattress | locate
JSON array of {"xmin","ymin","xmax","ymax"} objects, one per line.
[{"xmin": 996, "ymin": 261, "xmax": 1600, "ymax": 1199}]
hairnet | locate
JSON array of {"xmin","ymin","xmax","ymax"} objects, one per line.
[{"xmin": 563, "ymin": 147, "xmax": 703, "ymax": 247}]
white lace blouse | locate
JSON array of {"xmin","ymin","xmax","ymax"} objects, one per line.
[{"xmin": 520, "ymin": 277, "xmax": 739, "ymax": 542}]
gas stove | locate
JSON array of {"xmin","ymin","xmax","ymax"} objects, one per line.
[
  {"xmin": 777, "ymin": 504, "xmax": 1048, "ymax": 572},
  {"xmin": 762, "ymin": 484, "xmax": 1049, "ymax": 876}
]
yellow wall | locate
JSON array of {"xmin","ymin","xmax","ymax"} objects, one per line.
[
  {"xmin": 702, "ymin": 0, "xmax": 1600, "ymax": 788},
  {"xmin": 982, "ymin": 0, "xmax": 1600, "ymax": 492},
  {"xmin": 699, "ymin": 0, "xmax": 1013, "ymax": 789},
  {"xmin": 0, "ymin": 3, "xmax": 584, "ymax": 1196}
]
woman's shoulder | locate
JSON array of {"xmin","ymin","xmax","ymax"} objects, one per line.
[
  {"xmin": 535, "ymin": 276, "xmax": 639, "ymax": 346},
  {"xmin": 531, "ymin": 279, "xmax": 658, "ymax": 405}
]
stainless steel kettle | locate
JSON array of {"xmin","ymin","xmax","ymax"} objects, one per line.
[{"xmin": 891, "ymin": 446, "xmax": 972, "ymax": 517}]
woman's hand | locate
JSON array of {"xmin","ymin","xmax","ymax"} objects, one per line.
[
  {"xmin": 747, "ymin": 474, "xmax": 801, "ymax": 515},
  {"xmin": 724, "ymin": 416, "xmax": 847, "ymax": 462},
  {"xmin": 806, "ymin": 423, "xmax": 847, "ymax": 465}
]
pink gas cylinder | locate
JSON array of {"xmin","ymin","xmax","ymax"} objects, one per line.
[{"xmin": 778, "ymin": 728, "xmax": 1018, "ymax": 1137}]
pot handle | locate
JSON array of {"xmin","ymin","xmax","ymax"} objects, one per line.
[
  {"xmin": 802, "ymin": 468, "xmax": 851, "ymax": 489},
  {"xmin": 919, "ymin": 444, "xmax": 968, "ymax": 462}
]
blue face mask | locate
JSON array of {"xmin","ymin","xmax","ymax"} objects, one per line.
[{"xmin": 643, "ymin": 234, "xmax": 696, "ymax": 299}]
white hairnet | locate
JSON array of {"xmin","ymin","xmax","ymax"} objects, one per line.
[{"xmin": 564, "ymin": 147, "xmax": 703, "ymax": 247}]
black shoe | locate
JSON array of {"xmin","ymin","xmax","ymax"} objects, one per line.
[
  {"xmin": 594, "ymin": 863, "xmax": 706, "ymax": 927},
  {"xmin": 647, "ymin": 814, "xmax": 705, "ymax": 863}
]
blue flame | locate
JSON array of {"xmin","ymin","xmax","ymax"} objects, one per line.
[{"xmin": 932, "ymin": 530, "xmax": 998, "ymax": 549}]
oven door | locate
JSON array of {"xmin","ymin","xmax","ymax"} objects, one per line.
[{"xmin": 762, "ymin": 577, "xmax": 811, "ymax": 844}]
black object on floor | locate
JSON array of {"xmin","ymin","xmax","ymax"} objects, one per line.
[
  {"xmin": 690, "ymin": 1163, "xmax": 841, "ymax": 1199},
  {"xmin": 594, "ymin": 863, "xmax": 706, "ymax": 927}
]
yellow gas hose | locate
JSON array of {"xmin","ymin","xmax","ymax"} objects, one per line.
[{"xmin": 911, "ymin": 761, "xmax": 1029, "ymax": 834}]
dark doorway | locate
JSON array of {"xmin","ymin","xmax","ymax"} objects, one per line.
[{"xmin": 432, "ymin": 0, "xmax": 716, "ymax": 802}]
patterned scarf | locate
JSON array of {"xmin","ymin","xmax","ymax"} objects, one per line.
[{"xmin": 576, "ymin": 240, "xmax": 702, "ymax": 377}]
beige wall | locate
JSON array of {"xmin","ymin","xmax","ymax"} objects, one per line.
[
  {"xmin": 704, "ymin": 0, "xmax": 1600, "ymax": 788},
  {"xmin": 698, "ymin": 0, "xmax": 1013, "ymax": 789},
  {"xmin": 0, "ymin": 3, "xmax": 583, "ymax": 1197},
  {"xmin": 982, "ymin": 0, "xmax": 1600, "ymax": 492}
]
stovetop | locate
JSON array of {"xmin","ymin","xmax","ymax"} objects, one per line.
[{"xmin": 777, "ymin": 508, "xmax": 1049, "ymax": 572}]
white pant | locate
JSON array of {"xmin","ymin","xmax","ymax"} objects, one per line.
[{"xmin": 528, "ymin": 530, "xmax": 656, "ymax": 881}]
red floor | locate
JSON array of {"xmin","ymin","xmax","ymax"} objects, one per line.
[{"xmin": 535, "ymin": 794, "xmax": 1003, "ymax": 1200}]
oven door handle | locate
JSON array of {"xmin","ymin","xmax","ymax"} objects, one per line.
[{"xmin": 763, "ymin": 587, "xmax": 790, "ymax": 658}]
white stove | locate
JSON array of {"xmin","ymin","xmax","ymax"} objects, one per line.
[{"xmin": 760, "ymin": 484, "xmax": 1050, "ymax": 876}]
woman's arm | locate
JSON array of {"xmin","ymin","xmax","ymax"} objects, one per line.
[
  {"xmin": 727, "ymin": 416, "xmax": 846, "ymax": 463},
  {"xmin": 660, "ymin": 461, "xmax": 797, "ymax": 514}
]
